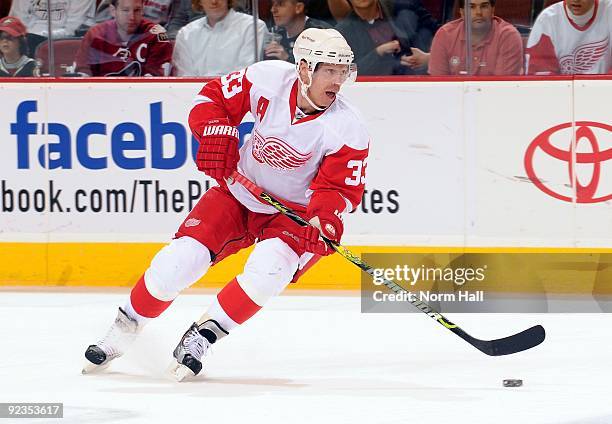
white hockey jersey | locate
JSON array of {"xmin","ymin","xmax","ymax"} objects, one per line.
[
  {"xmin": 189, "ymin": 60, "xmax": 370, "ymax": 215},
  {"xmin": 526, "ymin": 0, "xmax": 612, "ymax": 74},
  {"xmin": 9, "ymin": 0, "xmax": 95, "ymax": 37},
  {"xmin": 95, "ymin": 0, "xmax": 174, "ymax": 25}
]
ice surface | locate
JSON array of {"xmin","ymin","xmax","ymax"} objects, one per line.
[{"xmin": 0, "ymin": 292, "xmax": 611, "ymax": 424}]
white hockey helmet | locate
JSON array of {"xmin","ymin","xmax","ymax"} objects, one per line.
[
  {"xmin": 293, "ymin": 28, "xmax": 354, "ymax": 68},
  {"xmin": 293, "ymin": 28, "xmax": 357, "ymax": 110}
]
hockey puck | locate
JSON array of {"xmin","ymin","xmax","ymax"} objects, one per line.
[{"xmin": 503, "ymin": 379, "xmax": 523, "ymax": 387}]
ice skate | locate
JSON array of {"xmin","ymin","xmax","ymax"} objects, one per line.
[
  {"xmin": 168, "ymin": 319, "xmax": 228, "ymax": 381},
  {"xmin": 82, "ymin": 307, "xmax": 139, "ymax": 374}
]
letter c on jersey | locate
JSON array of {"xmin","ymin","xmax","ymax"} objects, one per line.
[
  {"xmin": 136, "ymin": 43, "xmax": 148, "ymax": 63},
  {"xmin": 524, "ymin": 121, "xmax": 612, "ymax": 203}
]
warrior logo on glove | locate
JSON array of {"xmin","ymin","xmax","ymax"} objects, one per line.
[
  {"xmin": 298, "ymin": 196, "xmax": 345, "ymax": 256},
  {"xmin": 324, "ymin": 223, "xmax": 336, "ymax": 237},
  {"xmin": 195, "ymin": 118, "xmax": 240, "ymax": 180}
]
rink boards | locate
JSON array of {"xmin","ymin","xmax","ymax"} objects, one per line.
[{"xmin": 0, "ymin": 77, "xmax": 611, "ymax": 289}]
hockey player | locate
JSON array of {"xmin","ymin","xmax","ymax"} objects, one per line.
[
  {"xmin": 83, "ymin": 28, "xmax": 370, "ymax": 380},
  {"xmin": 526, "ymin": 0, "xmax": 612, "ymax": 74}
]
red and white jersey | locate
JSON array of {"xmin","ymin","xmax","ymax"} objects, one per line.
[
  {"xmin": 189, "ymin": 60, "xmax": 370, "ymax": 215},
  {"xmin": 526, "ymin": 0, "xmax": 612, "ymax": 74},
  {"xmin": 75, "ymin": 19, "xmax": 172, "ymax": 77}
]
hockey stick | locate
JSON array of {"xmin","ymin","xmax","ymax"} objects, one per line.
[{"xmin": 230, "ymin": 170, "xmax": 545, "ymax": 356}]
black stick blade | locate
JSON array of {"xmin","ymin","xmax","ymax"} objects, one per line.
[{"xmin": 454, "ymin": 325, "xmax": 546, "ymax": 356}]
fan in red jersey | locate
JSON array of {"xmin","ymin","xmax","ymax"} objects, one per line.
[
  {"xmin": 526, "ymin": 0, "xmax": 612, "ymax": 74},
  {"xmin": 75, "ymin": 0, "xmax": 172, "ymax": 76},
  {"xmin": 83, "ymin": 28, "xmax": 370, "ymax": 380}
]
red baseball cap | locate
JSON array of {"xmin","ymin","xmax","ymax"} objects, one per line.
[{"xmin": 0, "ymin": 16, "xmax": 27, "ymax": 38}]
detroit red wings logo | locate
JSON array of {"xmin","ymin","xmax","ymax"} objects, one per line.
[
  {"xmin": 251, "ymin": 131, "xmax": 312, "ymax": 170},
  {"xmin": 559, "ymin": 37, "xmax": 609, "ymax": 74}
]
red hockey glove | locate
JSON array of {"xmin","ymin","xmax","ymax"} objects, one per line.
[
  {"xmin": 298, "ymin": 215, "xmax": 343, "ymax": 256},
  {"xmin": 195, "ymin": 118, "xmax": 240, "ymax": 180},
  {"xmin": 298, "ymin": 193, "xmax": 345, "ymax": 256}
]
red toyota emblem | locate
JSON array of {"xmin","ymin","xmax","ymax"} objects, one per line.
[{"xmin": 524, "ymin": 121, "xmax": 612, "ymax": 203}]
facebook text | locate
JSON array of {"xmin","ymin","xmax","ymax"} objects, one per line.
[{"xmin": 0, "ymin": 179, "xmax": 212, "ymax": 214}]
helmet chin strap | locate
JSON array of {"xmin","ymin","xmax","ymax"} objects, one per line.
[{"xmin": 298, "ymin": 71, "xmax": 326, "ymax": 112}]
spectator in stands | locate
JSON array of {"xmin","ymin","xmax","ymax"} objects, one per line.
[
  {"xmin": 172, "ymin": 0, "xmax": 267, "ymax": 76},
  {"xmin": 335, "ymin": 0, "xmax": 436, "ymax": 75},
  {"xmin": 75, "ymin": 0, "xmax": 172, "ymax": 76},
  {"xmin": 307, "ymin": 0, "xmax": 352, "ymax": 24},
  {"xmin": 425, "ymin": 0, "xmax": 523, "ymax": 75},
  {"xmin": 9, "ymin": 0, "xmax": 95, "ymax": 38},
  {"xmin": 0, "ymin": 16, "xmax": 39, "ymax": 76},
  {"xmin": 165, "ymin": 0, "xmax": 204, "ymax": 38},
  {"xmin": 96, "ymin": 0, "xmax": 174, "ymax": 27},
  {"xmin": 265, "ymin": 0, "xmax": 331, "ymax": 62},
  {"xmin": 526, "ymin": 0, "xmax": 611, "ymax": 74}
]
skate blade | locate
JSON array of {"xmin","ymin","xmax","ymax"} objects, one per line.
[
  {"xmin": 167, "ymin": 361, "xmax": 195, "ymax": 382},
  {"xmin": 81, "ymin": 360, "xmax": 110, "ymax": 375}
]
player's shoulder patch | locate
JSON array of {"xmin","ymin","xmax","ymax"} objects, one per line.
[
  {"xmin": 325, "ymin": 96, "xmax": 369, "ymax": 151},
  {"xmin": 150, "ymin": 24, "xmax": 169, "ymax": 42},
  {"xmin": 245, "ymin": 60, "xmax": 295, "ymax": 93}
]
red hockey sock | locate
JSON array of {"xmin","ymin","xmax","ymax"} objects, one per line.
[
  {"xmin": 130, "ymin": 275, "xmax": 173, "ymax": 318},
  {"xmin": 217, "ymin": 278, "xmax": 262, "ymax": 324}
]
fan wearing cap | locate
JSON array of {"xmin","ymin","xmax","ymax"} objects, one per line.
[
  {"xmin": 82, "ymin": 28, "xmax": 371, "ymax": 380},
  {"xmin": 0, "ymin": 16, "xmax": 39, "ymax": 77}
]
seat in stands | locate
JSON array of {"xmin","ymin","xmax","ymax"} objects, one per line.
[{"xmin": 35, "ymin": 38, "xmax": 83, "ymax": 75}]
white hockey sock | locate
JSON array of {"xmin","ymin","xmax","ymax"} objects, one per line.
[
  {"xmin": 123, "ymin": 300, "xmax": 152, "ymax": 327},
  {"xmin": 204, "ymin": 297, "xmax": 239, "ymax": 332}
]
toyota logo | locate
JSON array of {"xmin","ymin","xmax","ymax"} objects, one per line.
[{"xmin": 524, "ymin": 122, "xmax": 612, "ymax": 203}]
